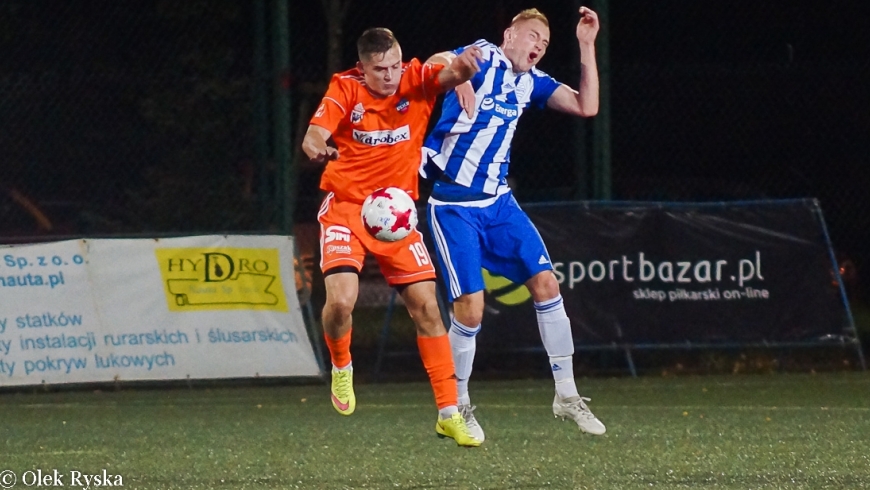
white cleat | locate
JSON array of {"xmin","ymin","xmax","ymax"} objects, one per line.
[
  {"xmin": 459, "ymin": 404, "xmax": 485, "ymax": 442},
  {"xmin": 553, "ymin": 395, "xmax": 606, "ymax": 435}
]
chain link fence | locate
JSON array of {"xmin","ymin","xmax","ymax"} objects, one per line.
[
  {"xmin": 3, "ymin": 1, "xmax": 869, "ymax": 361},
  {"xmin": 608, "ymin": 0, "xmax": 870, "ymax": 308},
  {"xmin": 2, "ymin": 0, "xmax": 262, "ymax": 239}
]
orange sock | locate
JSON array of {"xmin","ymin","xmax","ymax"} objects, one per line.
[
  {"xmin": 324, "ymin": 328, "xmax": 352, "ymax": 369},
  {"xmin": 417, "ymin": 334, "xmax": 458, "ymax": 410}
]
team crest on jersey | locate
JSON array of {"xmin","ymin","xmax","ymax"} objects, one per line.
[
  {"xmin": 351, "ymin": 102, "xmax": 365, "ymax": 124},
  {"xmin": 396, "ymin": 98, "xmax": 410, "ymax": 114}
]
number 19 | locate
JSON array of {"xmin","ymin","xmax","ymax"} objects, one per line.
[{"xmin": 409, "ymin": 242, "xmax": 430, "ymax": 266}]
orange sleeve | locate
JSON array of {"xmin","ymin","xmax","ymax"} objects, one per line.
[
  {"xmin": 309, "ymin": 75, "xmax": 350, "ymax": 134},
  {"xmin": 407, "ymin": 58, "xmax": 445, "ymax": 104}
]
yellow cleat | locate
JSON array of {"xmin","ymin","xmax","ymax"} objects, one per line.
[
  {"xmin": 330, "ymin": 368, "xmax": 355, "ymax": 416},
  {"xmin": 435, "ymin": 412, "xmax": 482, "ymax": 447}
]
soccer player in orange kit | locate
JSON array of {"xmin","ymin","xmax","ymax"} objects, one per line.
[{"xmin": 301, "ymin": 27, "xmax": 483, "ymax": 446}]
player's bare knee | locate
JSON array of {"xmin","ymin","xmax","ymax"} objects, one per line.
[
  {"xmin": 406, "ymin": 297, "xmax": 440, "ymax": 324},
  {"xmin": 454, "ymin": 310, "xmax": 483, "ymax": 328},
  {"xmin": 453, "ymin": 294, "xmax": 484, "ymax": 327},
  {"xmin": 323, "ymin": 296, "xmax": 355, "ymax": 321},
  {"xmin": 527, "ymin": 271, "xmax": 560, "ymax": 302},
  {"xmin": 399, "ymin": 292, "xmax": 444, "ymax": 336}
]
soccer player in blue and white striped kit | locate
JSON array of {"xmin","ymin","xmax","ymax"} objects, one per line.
[{"xmin": 421, "ymin": 7, "xmax": 606, "ymax": 441}]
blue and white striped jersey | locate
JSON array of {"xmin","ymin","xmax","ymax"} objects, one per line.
[{"xmin": 421, "ymin": 39, "xmax": 560, "ymax": 199}]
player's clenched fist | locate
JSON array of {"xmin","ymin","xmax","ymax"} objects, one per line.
[
  {"xmin": 302, "ymin": 125, "xmax": 339, "ymax": 163},
  {"xmin": 448, "ymin": 47, "xmax": 484, "ymax": 118},
  {"xmin": 450, "ymin": 45, "xmax": 484, "ymax": 79},
  {"xmin": 576, "ymin": 7, "xmax": 599, "ymax": 45}
]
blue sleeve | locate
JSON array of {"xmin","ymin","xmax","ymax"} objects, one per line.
[
  {"xmin": 452, "ymin": 39, "xmax": 489, "ymax": 56},
  {"xmin": 451, "ymin": 40, "xmax": 494, "ymax": 91},
  {"xmin": 530, "ymin": 71, "xmax": 561, "ymax": 109}
]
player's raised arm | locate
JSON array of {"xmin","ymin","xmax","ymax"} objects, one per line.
[
  {"xmin": 427, "ymin": 46, "xmax": 483, "ymax": 92},
  {"xmin": 546, "ymin": 7, "xmax": 600, "ymax": 117},
  {"xmin": 425, "ymin": 47, "xmax": 483, "ymax": 118},
  {"xmin": 302, "ymin": 125, "xmax": 339, "ymax": 163}
]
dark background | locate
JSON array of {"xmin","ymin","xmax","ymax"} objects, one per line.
[{"xmin": 2, "ymin": 1, "xmax": 869, "ymax": 356}]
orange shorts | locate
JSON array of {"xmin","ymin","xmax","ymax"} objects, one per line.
[{"xmin": 317, "ymin": 192, "xmax": 436, "ymax": 286}]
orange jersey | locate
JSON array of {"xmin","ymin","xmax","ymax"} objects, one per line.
[{"xmin": 310, "ymin": 58, "xmax": 443, "ymax": 203}]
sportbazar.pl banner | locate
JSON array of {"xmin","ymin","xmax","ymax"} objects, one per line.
[
  {"xmin": 0, "ymin": 236, "xmax": 320, "ymax": 386},
  {"xmin": 479, "ymin": 199, "xmax": 849, "ymax": 346}
]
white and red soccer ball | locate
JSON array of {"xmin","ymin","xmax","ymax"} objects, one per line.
[{"xmin": 361, "ymin": 187, "xmax": 418, "ymax": 242}]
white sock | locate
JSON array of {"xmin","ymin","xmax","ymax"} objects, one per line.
[
  {"xmin": 333, "ymin": 361, "xmax": 352, "ymax": 371},
  {"xmin": 439, "ymin": 405, "xmax": 459, "ymax": 419},
  {"xmin": 448, "ymin": 318, "xmax": 479, "ymax": 405},
  {"xmin": 535, "ymin": 296, "xmax": 579, "ymax": 399},
  {"xmin": 551, "ymin": 356, "xmax": 578, "ymax": 399}
]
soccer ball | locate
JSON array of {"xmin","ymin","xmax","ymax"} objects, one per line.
[{"xmin": 361, "ymin": 187, "xmax": 418, "ymax": 242}]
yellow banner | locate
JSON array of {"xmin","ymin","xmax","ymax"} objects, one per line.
[
  {"xmin": 482, "ymin": 268, "xmax": 531, "ymax": 306},
  {"xmin": 155, "ymin": 248, "xmax": 288, "ymax": 311}
]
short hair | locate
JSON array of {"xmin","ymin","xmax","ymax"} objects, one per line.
[
  {"xmin": 357, "ymin": 28, "xmax": 397, "ymax": 61},
  {"xmin": 510, "ymin": 8, "xmax": 549, "ymax": 28}
]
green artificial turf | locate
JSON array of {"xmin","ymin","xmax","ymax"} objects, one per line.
[{"xmin": 1, "ymin": 372, "xmax": 868, "ymax": 489}]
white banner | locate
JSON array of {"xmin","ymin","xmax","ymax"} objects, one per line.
[{"xmin": 0, "ymin": 235, "xmax": 321, "ymax": 386}]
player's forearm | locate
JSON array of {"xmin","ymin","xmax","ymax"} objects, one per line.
[
  {"xmin": 438, "ymin": 66, "xmax": 474, "ymax": 91},
  {"xmin": 576, "ymin": 43, "xmax": 599, "ymax": 116},
  {"xmin": 434, "ymin": 47, "xmax": 482, "ymax": 91},
  {"xmin": 301, "ymin": 133, "xmax": 322, "ymax": 161},
  {"xmin": 438, "ymin": 59, "xmax": 478, "ymax": 91},
  {"xmin": 428, "ymin": 51, "xmax": 459, "ymax": 89},
  {"xmin": 302, "ymin": 125, "xmax": 334, "ymax": 162},
  {"xmin": 426, "ymin": 51, "xmax": 456, "ymax": 68}
]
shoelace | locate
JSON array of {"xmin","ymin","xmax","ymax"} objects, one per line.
[
  {"xmin": 333, "ymin": 371, "xmax": 351, "ymax": 398},
  {"xmin": 565, "ymin": 397, "xmax": 597, "ymax": 420},
  {"xmin": 459, "ymin": 404, "xmax": 478, "ymax": 424}
]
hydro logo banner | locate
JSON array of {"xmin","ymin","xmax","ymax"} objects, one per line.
[
  {"xmin": 155, "ymin": 247, "xmax": 288, "ymax": 311},
  {"xmin": 0, "ymin": 236, "xmax": 320, "ymax": 386},
  {"xmin": 479, "ymin": 199, "xmax": 850, "ymax": 345}
]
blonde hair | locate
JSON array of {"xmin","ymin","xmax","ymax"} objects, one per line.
[{"xmin": 510, "ymin": 8, "xmax": 549, "ymax": 27}]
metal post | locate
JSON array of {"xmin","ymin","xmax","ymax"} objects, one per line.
[
  {"xmin": 253, "ymin": 0, "xmax": 271, "ymax": 229},
  {"xmin": 623, "ymin": 345, "xmax": 637, "ymax": 377},
  {"xmin": 294, "ymin": 240, "xmax": 326, "ymax": 375},
  {"xmin": 373, "ymin": 289, "xmax": 398, "ymax": 383},
  {"xmin": 573, "ymin": 0, "xmax": 590, "ymax": 200},
  {"xmin": 271, "ymin": 0, "xmax": 293, "ymax": 234},
  {"xmin": 590, "ymin": 0, "xmax": 611, "ymax": 200},
  {"xmin": 435, "ymin": 281, "xmax": 452, "ymax": 333},
  {"xmin": 814, "ymin": 200, "xmax": 867, "ymax": 371}
]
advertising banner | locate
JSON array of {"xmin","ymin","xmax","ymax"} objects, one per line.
[
  {"xmin": 478, "ymin": 199, "xmax": 851, "ymax": 347},
  {"xmin": 0, "ymin": 235, "xmax": 320, "ymax": 386}
]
